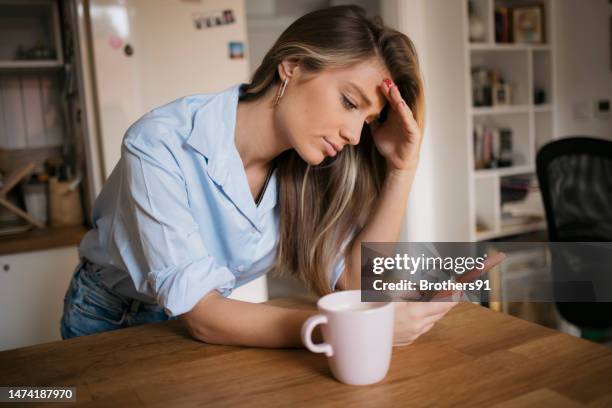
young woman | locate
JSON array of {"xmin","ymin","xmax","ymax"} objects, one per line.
[{"xmin": 60, "ymin": 5, "xmax": 499, "ymax": 347}]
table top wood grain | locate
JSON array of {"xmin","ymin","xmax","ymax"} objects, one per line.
[{"xmin": 1, "ymin": 298, "xmax": 611, "ymax": 407}]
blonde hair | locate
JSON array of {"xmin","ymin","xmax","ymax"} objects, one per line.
[{"xmin": 241, "ymin": 5, "xmax": 425, "ymax": 295}]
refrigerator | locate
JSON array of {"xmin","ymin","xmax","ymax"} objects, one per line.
[
  {"xmin": 74, "ymin": 0, "xmax": 267, "ymax": 302},
  {"xmin": 76, "ymin": 0, "xmax": 250, "ymax": 183}
]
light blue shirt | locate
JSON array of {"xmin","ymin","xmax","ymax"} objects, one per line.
[{"xmin": 79, "ymin": 83, "xmax": 347, "ymax": 317}]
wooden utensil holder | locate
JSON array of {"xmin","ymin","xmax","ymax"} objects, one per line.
[{"xmin": 48, "ymin": 177, "xmax": 84, "ymax": 227}]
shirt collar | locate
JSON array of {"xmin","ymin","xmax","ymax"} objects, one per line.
[
  {"xmin": 187, "ymin": 83, "xmax": 277, "ymax": 229},
  {"xmin": 186, "ymin": 83, "xmax": 242, "ymax": 183}
]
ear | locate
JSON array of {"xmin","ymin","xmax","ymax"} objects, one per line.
[{"xmin": 277, "ymin": 57, "xmax": 300, "ymax": 81}]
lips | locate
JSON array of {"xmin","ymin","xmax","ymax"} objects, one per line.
[{"xmin": 323, "ymin": 137, "xmax": 340, "ymax": 156}]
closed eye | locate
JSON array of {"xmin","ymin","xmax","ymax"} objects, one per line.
[{"xmin": 341, "ymin": 94, "xmax": 357, "ymax": 111}]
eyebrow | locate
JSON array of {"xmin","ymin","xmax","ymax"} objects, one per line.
[{"xmin": 347, "ymin": 82, "xmax": 372, "ymax": 107}]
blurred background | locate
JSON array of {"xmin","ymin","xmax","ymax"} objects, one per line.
[{"xmin": 0, "ymin": 0, "xmax": 610, "ymax": 351}]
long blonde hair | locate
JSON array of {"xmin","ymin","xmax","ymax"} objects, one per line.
[{"xmin": 240, "ymin": 5, "xmax": 425, "ymax": 295}]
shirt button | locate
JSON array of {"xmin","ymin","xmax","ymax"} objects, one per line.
[{"xmin": 237, "ymin": 265, "xmax": 245, "ymax": 272}]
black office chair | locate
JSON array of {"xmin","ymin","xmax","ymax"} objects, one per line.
[{"xmin": 536, "ymin": 137, "xmax": 612, "ymax": 338}]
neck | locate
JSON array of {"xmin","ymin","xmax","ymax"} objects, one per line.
[{"xmin": 234, "ymin": 86, "xmax": 291, "ymax": 172}]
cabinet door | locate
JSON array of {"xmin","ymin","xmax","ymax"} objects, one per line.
[{"xmin": 0, "ymin": 247, "xmax": 79, "ymax": 351}]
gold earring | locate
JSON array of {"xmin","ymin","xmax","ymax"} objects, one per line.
[{"xmin": 274, "ymin": 78, "xmax": 289, "ymax": 106}]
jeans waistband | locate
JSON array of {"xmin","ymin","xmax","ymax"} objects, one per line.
[{"xmin": 80, "ymin": 256, "xmax": 158, "ymax": 305}]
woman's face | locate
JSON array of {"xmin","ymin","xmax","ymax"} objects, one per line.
[{"xmin": 275, "ymin": 57, "xmax": 390, "ymax": 165}]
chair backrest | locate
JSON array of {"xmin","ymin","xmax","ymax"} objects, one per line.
[
  {"xmin": 536, "ymin": 137, "xmax": 612, "ymax": 330},
  {"xmin": 536, "ymin": 137, "xmax": 612, "ymax": 242}
]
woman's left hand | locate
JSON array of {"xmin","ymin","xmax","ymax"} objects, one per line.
[{"xmin": 369, "ymin": 79, "xmax": 423, "ymax": 172}]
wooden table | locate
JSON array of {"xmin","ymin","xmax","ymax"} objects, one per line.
[{"xmin": 1, "ymin": 299, "xmax": 612, "ymax": 407}]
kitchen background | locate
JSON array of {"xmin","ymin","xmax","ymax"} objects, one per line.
[{"xmin": 0, "ymin": 0, "xmax": 610, "ymax": 351}]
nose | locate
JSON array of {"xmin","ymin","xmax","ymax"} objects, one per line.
[{"xmin": 340, "ymin": 125, "xmax": 361, "ymax": 147}]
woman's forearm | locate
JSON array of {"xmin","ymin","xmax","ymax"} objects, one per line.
[
  {"xmin": 341, "ymin": 168, "xmax": 418, "ymax": 290},
  {"xmin": 359, "ymin": 168, "xmax": 417, "ymax": 240},
  {"xmin": 180, "ymin": 291, "xmax": 320, "ymax": 348}
]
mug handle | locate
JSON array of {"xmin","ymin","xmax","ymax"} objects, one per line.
[{"xmin": 301, "ymin": 314, "xmax": 333, "ymax": 357}]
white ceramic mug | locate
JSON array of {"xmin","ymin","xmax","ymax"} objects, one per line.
[{"xmin": 301, "ymin": 290, "xmax": 395, "ymax": 385}]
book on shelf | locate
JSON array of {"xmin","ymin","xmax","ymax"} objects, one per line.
[
  {"xmin": 501, "ymin": 175, "xmax": 532, "ymax": 202},
  {"xmin": 501, "ymin": 176, "xmax": 545, "ymax": 227},
  {"xmin": 474, "ymin": 124, "xmax": 513, "ymax": 169},
  {"xmin": 501, "ymin": 213, "xmax": 544, "ymax": 228},
  {"xmin": 494, "ymin": 6, "xmax": 512, "ymax": 43}
]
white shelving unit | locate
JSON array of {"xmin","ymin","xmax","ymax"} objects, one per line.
[
  {"xmin": 0, "ymin": 0, "xmax": 64, "ymax": 69},
  {"xmin": 465, "ymin": 0, "xmax": 557, "ymax": 241},
  {"xmin": 0, "ymin": 61, "xmax": 63, "ymax": 70},
  {"xmin": 0, "ymin": 0, "xmax": 65, "ymax": 151}
]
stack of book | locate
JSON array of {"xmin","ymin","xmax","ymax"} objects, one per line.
[
  {"xmin": 501, "ymin": 176, "xmax": 545, "ymax": 227},
  {"xmin": 473, "ymin": 124, "xmax": 513, "ymax": 169},
  {"xmin": 501, "ymin": 176, "xmax": 531, "ymax": 202}
]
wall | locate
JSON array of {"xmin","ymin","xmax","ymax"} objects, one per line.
[
  {"xmin": 246, "ymin": 0, "xmax": 380, "ymax": 77},
  {"xmin": 382, "ymin": 0, "xmax": 440, "ymax": 242},
  {"xmin": 554, "ymin": 0, "xmax": 612, "ymax": 139},
  {"xmin": 383, "ymin": 0, "xmax": 472, "ymax": 241}
]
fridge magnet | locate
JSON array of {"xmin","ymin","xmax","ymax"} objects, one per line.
[
  {"xmin": 229, "ymin": 42, "xmax": 244, "ymax": 59},
  {"xmin": 108, "ymin": 35, "xmax": 123, "ymax": 50},
  {"xmin": 512, "ymin": 5, "xmax": 545, "ymax": 44},
  {"xmin": 193, "ymin": 9, "xmax": 236, "ymax": 30},
  {"xmin": 224, "ymin": 9, "xmax": 235, "ymax": 24}
]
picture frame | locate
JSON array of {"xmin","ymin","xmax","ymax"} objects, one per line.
[
  {"xmin": 512, "ymin": 5, "xmax": 545, "ymax": 44},
  {"xmin": 492, "ymin": 82, "xmax": 512, "ymax": 106}
]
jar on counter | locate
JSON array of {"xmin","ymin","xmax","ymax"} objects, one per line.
[{"xmin": 22, "ymin": 175, "xmax": 49, "ymax": 226}]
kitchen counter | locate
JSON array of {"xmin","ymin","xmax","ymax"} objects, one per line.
[
  {"xmin": 1, "ymin": 298, "xmax": 611, "ymax": 407},
  {"xmin": 0, "ymin": 225, "xmax": 87, "ymax": 255}
]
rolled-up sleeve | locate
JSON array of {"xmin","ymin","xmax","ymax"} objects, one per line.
[{"xmin": 122, "ymin": 128, "xmax": 236, "ymax": 317}]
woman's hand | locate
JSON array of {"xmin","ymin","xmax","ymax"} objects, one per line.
[
  {"xmin": 369, "ymin": 79, "xmax": 423, "ymax": 172},
  {"xmin": 393, "ymin": 301, "xmax": 457, "ymax": 346},
  {"xmin": 392, "ymin": 251, "xmax": 507, "ymax": 346}
]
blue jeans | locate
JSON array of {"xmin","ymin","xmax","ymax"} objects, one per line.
[{"xmin": 60, "ymin": 258, "xmax": 177, "ymax": 339}]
